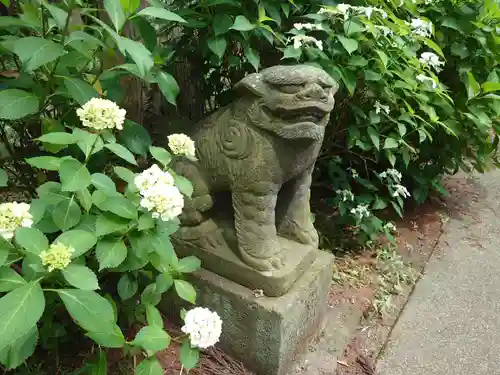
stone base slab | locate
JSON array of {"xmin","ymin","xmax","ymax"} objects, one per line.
[{"xmin": 179, "ymin": 250, "xmax": 334, "ymax": 375}]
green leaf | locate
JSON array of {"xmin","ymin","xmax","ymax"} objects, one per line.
[
  {"xmin": 44, "ymin": 3, "xmax": 68, "ymax": 30},
  {"xmin": 120, "ymin": 0, "xmax": 140, "ymax": 14},
  {"xmin": 367, "ymin": 127, "xmax": 380, "ymax": 150},
  {"xmin": 0, "ymin": 89, "xmax": 39, "ymax": 120},
  {"xmin": 0, "ymin": 327, "xmax": 38, "ymax": 370},
  {"xmin": 91, "ymin": 174, "xmax": 117, "ymax": 194},
  {"xmin": 131, "ymin": 325, "xmax": 171, "ymax": 352},
  {"xmin": 348, "ymin": 55, "xmax": 368, "ymax": 67},
  {"xmin": 74, "ymin": 129, "xmax": 104, "ymax": 160},
  {"xmin": 383, "ymin": 137, "xmax": 399, "ymax": 149},
  {"xmin": 117, "ymin": 274, "xmax": 137, "ymax": 300},
  {"xmin": 283, "ymin": 46, "xmax": 302, "ymax": 60},
  {"xmin": 114, "ymin": 166, "xmax": 136, "ymax": 184},
  {"xmin": 117, "ymin": 37, "xmax": 154, "ymax": 78},
  {"xmin": 466, "ymin": 71, "xmax": 481, "ymax": 100},
  {"xmin": 155, "ymin": 272, "xmax": 173, "ymax": 293},
  {"xmin": 149, "ymin": 146, "xmax": 172, "ymax": 166},
  {"xmin": 230, "ymin": 15, "xmax": 254, "ymax": 31},
  {"xmin": 25, "ymin": 156, "xmax": 62, "ymax": 171},
  {"xmin": 92, "ymin": 348, "xmax": 107, "ymax": 375},
  {"xmin": 0, "ymin": 169, "xmax": 7, "ymax": 187},
  {"xmin": 96, "ymin": 213, "xmax": 129, "ymax": 237},
  {"xmin": 57, "ymin": 289, "xmax": 117, "ymax": 332},
  {"xmin": 3, "ymin": 37, "xmax": 65, "ymax": 72},
  {"xmin": 0, "ymin": 238, "xmax": 12, "ymax": 267},
  {"xmin": 86, "ymin": 325, "xmax": 125, "ymax": 348},
  {"xmin": 118, "ymin": 120, "xmax": 152, "ymax": 156},
  {"xmin": 180, "ymin": 340, "xmax": 200, "ymax": 371},
  {"xmin": 145, "ymin": 305, "xmax": 163, "ymax": 328},
  {"xmin": 173, "ymin": 174, "xmax": 193, "ymax": 197},
  {"xmin": 337, "ymin": 36, "xmax": 358, "ymax": 54},
  {"xmin": 135, "ymin": 357, "xmax": 164, "ymax": 375},
  {"xmin": 176, "ymin": 256, "xmax": 201, "ymax": 273},
  {"xmin": 63, "ymin": 77, "xmax": 99, "ymax": 106},
  {"xmin": 0, "ymin": 267, "xmax": 27, "ymax": 293},
  {"xmin": 364, "ymin": 70, "xmax": 382, "ymax": 81},
  {"xmin": 343, "ymin": 19, "xmax": 364, "ymax": 35},
  {"xmin": 141, "ymin": 283, "xmax": 161, "ymax": 306},
  {"xmin": 138, "ymin": 214, "xmax": 155, "ymax": 231},
  {"xmin": 37, "ymin": 132, "xmax": 76, "ymax": 145},
  {"xmin": 96, "ymin": 238, "xmax": 127, "ymax": 270},
  {"xmin": 153, "ymin": 71, "xmax": 179, "ymax": 106},
  {"xmin": 423, "ymin": 38, "xmax": 445, "ymax": 58},
  {"xmin": 59, "ymin": 158, "xmax": 92, "ymax": 192},
  {"xmin": 208, "ymin": 37, "xmax": 227, "ymax": 59},
  {"xmin": 15, "ymin": 228, "xmax": 49, "ymax": 255},
  {"xmin": 52, "ymin": 196, "xmax": 82, "ymax": 231},
  {"xmin": 131, "ymin": 17, "xmax": 156, "ymax": 52},
  {"xmin": 135, "ymin": 7, "xmax": 186, "ymax": 23},
  {"xmin": 62, "ymin": 264, "xmax": 99, "ymax": 291},
  {"xmin": 104, "ymin": 0, "xmax": 126, "ymax": 32},
  {"xmin": 244, "ymin": 45, "xmax": 260, "ymax": 71},
  {"xmin": 0, "ymin": 282, "xmax": 45, "ymax": 353},
  {"xmin": 213, "ymin": 13, "xmax": 233, "ymax": 35},
  {"xmin": 77, "ymin": 188, "xmax": 93, "ymax": 212},
  {"xmin": 482, "ymin": 82, "xmax": 500, "ymax": 94},
  {"xmin": 55, "ymin": 230, "xmax": 97, "ymax": 258},
  {"xmin": 101, "ymin": 196, "xmax": 138, "ymax": 220},
  {"xmin": 173, "ymin": 280, "xmax": 196, "ymax": 304},
  {"xmin": 105, "ymin": 143, "xmax": 137, "ymax": 165},
  {"xmin": 375, "ymin": 50, "xmax": 388, "ymax": 69}
]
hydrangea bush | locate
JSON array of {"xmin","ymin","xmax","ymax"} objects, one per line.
[{"xmin": 0, "ymin": 0, "xmax": 222, "ymax": 373}]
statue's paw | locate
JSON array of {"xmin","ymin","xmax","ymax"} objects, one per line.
[
  {"xmin": 279, "ymin": 220, "xmax": 318, "ymax": 248},
  {"xmin": 239, "ymin": 240, "xmax": 284, "ymax": 272},
  {"xmin": 179, "ymin": 210, "xmax": 205, "ymax": 226}
]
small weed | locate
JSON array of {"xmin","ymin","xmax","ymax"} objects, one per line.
[{"xmin": 332, "ymin": 256, "xmax": 373, "ymax": 288}]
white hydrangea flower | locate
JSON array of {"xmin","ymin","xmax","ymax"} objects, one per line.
[
  {"xmin": 291, "ymin": 35, "xmax": 323, "ymax": 50},
  {"xmin": 348, "ymin": 168, "xmax": 359, "ymax": 179},
  {"xmin": 323, "ymin": 4, "xmax": 386, "ymax": 20},
  {"xmin": 409, "ymin": 18, "xmax": 433, "ymax": 37},
  {"xmin": 336, "ymin": 189, "xmax": 355, "ymax": 202},
  {"xmin": 293, "ymin": 23, "xmax": 323, "ymax": 31},
  {"xmin": 350, "ymin": 204, "xmax": 371, "ymax": 219},
  {"xmin": 374, "ymin": 101, "xmax": 390, "ymax": 115},
  {"xmin": 419, "ymin": 52, "xmax": 445, "ymax": 72},
  {"xmin": 167, "ymin": 133, "xmax": 196, "ymax": 158},
  {"xmin": 392, "ymin": 184, "xmax": 411, "ymax": 198},
  {"xmin": 135, "ymin": 164, "xmax": 184, "ymax": 221},
  {"xmin": 384, "ymin": 222, "xmax": 397, "ymax": 232},
  {"xmin": 379, "ymin": 168, "xmax": 402, "ymax": 182},
  {"xmin": 416, "ymin": 74, "xmax": 438, "ymax": 89},
  {"xmin": 40, "ymin": 242, "xmax": 74, "ymax": 272},
  {"xmin": 375, "ymin": 25, "xmax": 393, "ymax": 37},
  {"xmin": 181, "ymin": 307, "xmax": 222, "ymax": 349},
  {"xmin": 0, "ymin": 202, "xmax": 33, "ymax": 240},
  {"xmin": 76, "ymin": 98, "xmax": 126, "ymax": 131}
]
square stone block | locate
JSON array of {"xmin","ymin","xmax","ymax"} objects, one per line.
[{"xmin": 182, "ymin": 250, "xmax": 334, "ymax": 375}]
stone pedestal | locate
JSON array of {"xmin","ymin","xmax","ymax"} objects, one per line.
[{"xmin": 179, "ymin": 250, "xmax": 334, "ymax": 375}]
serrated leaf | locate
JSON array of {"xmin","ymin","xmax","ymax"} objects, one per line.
[
  {"xmin": 207, "ymin": 37, "xmax": 227, "ymax": 58},
  {"xmin": 52, "ymin": 196, "xmax": 81, "ymax": 231},
  {"xmin": 230, "ymin": 15, "xmax": 254, "ymax": 31},
  {"xmin": 37, "ymin": 132, "xmax": 76, "ymax": 145},
  {"xmin": 63, "ymin": 77, "xmax": 99, "ymax": 106},
  {"xmin": 59, "ymin": 158, "xmax": 92, "ymax": 192},
  {"xmin": 145, "ymin": 304, "xmax": 163, "ymax": 328},
  {"xmin": 244, "ymin": 45, "xmax": 260, "ymax": 71},
  {"xmin": 62, "ymin": 264, "xmax": 99, "ymax": 290},
  {"xmin": 213, "ymin": 13, "xmax": 232, "ymax": 35},
  {"xmin": 77, "ymin": 188, "xmax": 93, "ymax": 212},
  {"xmin": 337, "ymin": 36, "xmax": 358, "ymax": 54},
  {"xmin": 55, "ymin": 230, "xmax": 97, "ymax": 258},
  {"xmin": 131, "ymin": 325, "xmax": 171, "ymax": 352},
  {"xmin": 180, "ymin": 340, "xmax": 200, "ymax": 371},
  {"xmin": 0, "ymin": 89, "xmax": 39, "ymax": 120},
  {"xmin": 176, "ymin": 256, "xmax": 201, "ymax": 273},
  {"xmin": 173, "ymin": 280, "xmax": 196, "ymax": 304},
  {"xmin": 96, "ymin": 213, "xmax": 129, "ymax": 237},
  {"xmin": 105, "ymin": 143, "xmax": 137, "ymax": 165},
  {"xmin": 15, "ymin": 228, "xmax": 49, "ymax": 255},
  {"xmin": 44, "ymin": 2, "xmax": 68, "ymax": 30},
  {"xmin": 383, "ymin": 137, "xmax": 399, "ymax": 149},
  {"xmin": 86, "ymin": 325, "xmax": 125, "ymax": 348},
  {"xmin": 0, "ymin": 282, "xmax": 45, "ymax": 353},
  {"xmin": 0, "ymin": 267, "xmax": 27, "ymax": 292},
  {"xmin": 25, "ymin": 156, "xmax": 62, "ymax": 171},
  {"xmin": 155, "ymin": 272, "xmax": 173, "ymax": 293},
  {"xmin": 149, "ymin": 146, "xmax": 172, "ymax": 166},
  {"xmin": 173, "ymin": 174, "xmax": 193, "ymax": 197},
  {"xmin": 91, "ymin": 173, "xmax": 117, "ymax": 194},
  {"xmin": 96, "ymin": 238, "xmax": 127, "ymax": 270},
  {"xmin": 135, "ymin": 357, "xmax": 164, "ymax": 375},
  {"xmin": 57, "ymin": 289, "xmax": 117, "ymax": 332},
  {"xmin": 0, "ymin": 326, "xmax": 38, "ymax": 370},
  {"xmin": 74, "ymin": 129, "xmax": 104, "ymax": 158},
  {"xmin": 282, "ymin": 46, "xmax": 302, "ymax": 60},
  {"xmin": 117, "ymin": 274, "xmax": 137, "ymax": 300},
  {"xmin": 3, "ymin": 37, "xmax": 65, "ymax": 71},
  {"xmin": 138, "ymin": 214, "xmax": 155, "ymax": 231},
  {"xmin": 118, "ymin": 120, "xmax": 152, "ymax": 156},
  {"xmin": 114, "ymin": 166, "xmax": 136, "ymax": 184},
  {"xmin": 101, "ymin": 196, "xmax": 138, "ymax": 219},
  {"xmin": 135, "ymin": 7, "xmax": 186, "ymax": 23}
]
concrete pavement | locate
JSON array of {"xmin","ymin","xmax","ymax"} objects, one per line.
[{"xmin": 377, "ymin": 170, "xmax": 500, "ymax": 375}]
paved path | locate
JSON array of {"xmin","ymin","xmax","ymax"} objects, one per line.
[{"xmin": 377, "ymin": 170, "xmax": 500, "ymax": 375}]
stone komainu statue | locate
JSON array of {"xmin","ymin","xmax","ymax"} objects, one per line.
[{"xmin": 172, "ymin": 65, "xmax": 338, "ymax": 292}]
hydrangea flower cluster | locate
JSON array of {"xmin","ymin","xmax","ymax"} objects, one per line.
[
  {"xmin": 135, "ymin": 164, "xmax": 184, "ymax": 221},
  {"xmin": 336, "ymin": 189, "xmax": 354, "ymax": 202},
  {"xmin": 416, "ymin": 74, "xmax": 438, "ymax": 89},
  {"xmin": 181, "ymin": 307, "xmax": 222, "ymax": 349},
  {"xmin": 379, "ymin": 168, "xmax": 402, "ymax": 182},
  {"xmin": 408, "ymin": 18, "xmax": 433, "ymax": 37},
  {"xmin": 419, "ymin": 52, "xmax": 445, "ymax": 72},
  {"xmin": 320, "ymin": 4, "xmax": 387, "ymax": 20},
  {"xmin": 375, "ymin": 101, "xmax": 390, "ymax": 115},
  {"xmin": 40, "ymin": 242, "xmax": 74, "ymax": 272},
  {"xmin": 350, "ymin": 204, "xmax": 371, "ymax": 219},
  {"xmin": 168, "ymin": 133, "xmax": 196, "ymax": 159},
  {"xmin": 76, "ymin": 98, "xmax": 126, "ymax": 131},
  {"xmin": 392, "ymin": 184, "xmax": 411, "ymax": 198},
  {"xmin": 291, "ymin": 35, "xmax": 323, "ymax": 50},
  {"xmin": 0, "ymin": 202, "xmax": 33, "ymax": 240},
  {"xmin": 293, "ymin": 23, "xmax": 323, "ymax": 31}
]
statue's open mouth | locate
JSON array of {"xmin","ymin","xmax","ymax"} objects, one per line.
[{"xmin": 264, "ymin": 106, "xmax": 328, "ymax": 124}]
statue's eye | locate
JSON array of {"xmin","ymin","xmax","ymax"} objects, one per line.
[{"xmin": 279, "ymin": 84, "xmax": 303, "ymax": 94}]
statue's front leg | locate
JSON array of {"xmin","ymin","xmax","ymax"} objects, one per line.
[
  {"xmin": 277, "ymin": 165, "xmax": 319, "ymax": 248},
  {"xmin": 232, "ymin": 183, "xmax": 284, "ymax": 271}
]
